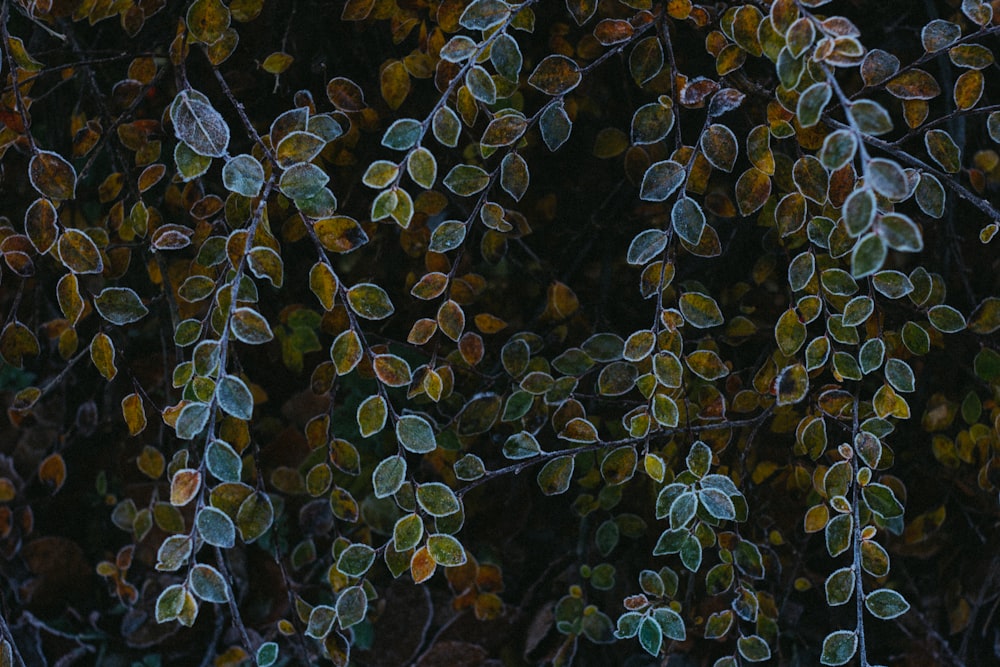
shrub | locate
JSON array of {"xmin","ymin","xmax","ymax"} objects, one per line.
[{"xmin": 0, "ymin": 0, "xmax": 999, "ymax": 665}]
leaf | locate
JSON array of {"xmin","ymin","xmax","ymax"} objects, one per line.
[
  {"xmin": 326, "ymin": 77, "xmax": 366, "ymax": 111},
  {"xmin": 483, "ymin": 114, "xmax": 528, "ymax": 148},
  {"xmin": 236, "ymin": 491, "xmax": 273, "ymax": 542},
  {"xmin": 380, "ymin": 60, "xmax": 410, "ymax": 110},
  {"xmin": 851, "ymin": 233, "xmax": 886, "ymax": 279},
  {"xmin": 922, "ymin": 20, "xmax": 961, "ymax": 52},
  {"xmin": 735, "ymin": 168, "xmax": 771, "ymax": 215},
  {"xmin": 679, "ymin": 292, "xmax": 724, "ymax": 328},
  {"xmin": 671, "ymin": 197, "xmax": 705, "ymax": 246},
  {"xmin": 25, "ymin": 198, "xmax": 58, "ymax": 254},
  {"xmin": 797, "ymin": 82, "xmax": 831, "ymax": 128},
  {"xmin": 865, "ymin": 588, "xmax": 910, "ymax": 619},
  {"xmin": 825, "ymin": 567, "xmax": 855, "ymax": 606},
  {"xmin": 357, "ymin": 395, "xmax": 388, "ymax": 437},
  {"xmin": 924, "ymin": 130, "xmax": 961, "ymax": 173},
  {"xmin": 539, "ymin": 102, "xmax": 572, "ymax": 151},
  {"xmin": 700, "ymin": 124, "xmax": 738, "ymax": 172},
  {"xmin": 176, "ymin": 402, "xmax": 210, "ymax": 440},
  {"xmin": 459, "ymin": 0, "xmax": 510, "ymax": 30},
  {"xmin": 372, "ymin": 456, "xmax": 406, "ymax": 498},
  {"xmin": 215, "ymin": 375, "xmax": 253, "ymax": 420},
  {"xmin": 197, "ymin": 506, "xmax": 236, "ymax": 548},
  {"xmin": 427, "ymin": 533, "xmax": 467, "ymax": 566},
  {"xmin": 346, "ymin": 283, "xmax": 394, "ymax": 320},
  {"xmin": 416, "ymin": 483, "xmax": 460, "ymax": 517},
  {"xmin": 537, "ymin": 456, "xmax": 575, "ymax": 495},
  {"xmin": 443, "ymin": 164, "xmax": 490, "ymax": 196},
  {"xmin": 189, "ymin": 564, "xmax": 228, "ymax": 603},
  {"xmin": 187, "ymin": 0, "xmax": 230, "ymax": 43},
  {"xmin": 820, "ymin": 630, "xmax": 857, "ymax": 666},
  {"xmin": 231, "ymin": 308, "xmax": 274, "ymax": 344},
  {"xmin": 58, "ymin": 229, "xmax": 103, "ymax": 274},
  {"xmin": 627, "ymin": 229, "xmax": 668, "ymax": 266},
  {"xmin": 737, "ymin": 635, "xmax": 771, "ymax": 662},
  {"xmin": 396, "ymin": 415, "xmax": 436, "ymax": 453},
  {"xmin": 630, "ymin": 36, "xmax": 664, "ymax": 85},
  {"xmin": 631, "ymin": 103, "xmax": 673, "ymax": 145},
  {"xmin": 528, "ymin": 55, "xmax": 582, "ymax": 95},
  {"xmin": 888, "ymin": 69, "xmax": 942, "ymax": 101},
  {"xmin": 638, "ymin": 615, "xmax": 662, "ymax": 656},
  {"xmin": 280, "ymin": 162, "xmax": 329, "ymax": 199},
  {"xmin": 222, "ymin": 154, "xmax": 264, "ymax": 196},
  {"xmin": 776, "ymin": 364, "xmax": 808, "ymax": 405},
  {"xmin": 337, "ymin": 543, "xmax": 376, "ymax": 577},
  {"xmin": 171, "ymin": 89, "xmax": 229, "ymax": 157},
  {"xmin": 928, "ymin": 304, "xmax": 966, "ymax": 333},
  {"xmin": 94, "ymin": 287, "xmax": 148, "ymax": 325},
  {"xmin": 640, "ymin": 160, "xmax": 685, "ymax": 202},
  {"xmin": 155, "ymin": 584, "xmax": 186, "ymax": 622},
  {"xmin": 29, "ymin": 151, "xmax": 77, "ymax": 200},
  {"xmin": 89, "ymin": 332, "xmax": 117, "ymax": 380},
  {"xmin": 336, "ymin": 585, "xmax": 368, "ymax": 629},
  {"xmin": 867, "ymin": 158, "xmax": 908, "ymax": 200}
]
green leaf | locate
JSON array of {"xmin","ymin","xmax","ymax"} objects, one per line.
[
  {"xmin": 925, "ymin": 129, "xmax": 961, "ymax": 173},
  {"xmin": 652, "ymin": 607, "xmax": 685, "ymax": 641},
  {"xmin": 737, "ymin": 635, "xmax": 771, "ymax": 662},
  {"xmin": 155, "ymin": 584, "xmax": 186, "ymax": 622},
  {"xmin": 357, "ymin": 395, "xmax": 388, "ymax": 438},
  {"xmin": 216, "ymin": 374, "xmax": 253, "ymax": 420},
  {"xmin": 824, "ymin": 567, "xmax": 854, "ymax": 606},
  {"xmin": 205, "ymin": 439, "xmax": 242, "ymax": 482},
  {"xmin": 679, "ymin": 292, "xmax": 724, "ymax": 328},
  {"xmin": 820, "ymin": 630, "xmax": 857, "ymax": 666},
  {"xmin": 867, "ymin": 158, "xmax": 908, "ymax": 200},
  {"xmin": 638, "ymin": 615, "xmax": 662, "ymax": 656},
  {"xmin": 426, "ymin": 533, "xmax": 467, "ymax": 566},
  {"xmin": 416, "ymin": 482, "xmax": 460, "ymax": 517},
  {"xmin": 156, "ymin": 534, "xmax": 192, "ymax": 572},
  {"xmin": 632, "ymin": 103, "xmax": 674, "ymax": 145},
  {"xmin": 928, "ymin": 305, "xmax": 966, "ymax": 333},
  {"xmin": 381, "ymin": 118, "xmax": 422, "ymax": 150},
  {"xmin": 539, "ymin": 102, "xmax": 572, "ymax": 151},
  {"xmin": 94, "ymin": 288, "xmax": 148, "ymax": 325},
  {"xmin": 850, "ymin": 99, "xmax": 893, "ymax": 135},
  {"xmin": 865, "ymin": 588, "xmax": 909, "ymax": 619},
  {"xmin": 257, "ymin": 643, "xmax": 279, "ymax": 667},
  {"xmin": 396, "ymin": 415, "xmax": 436, "ymax": 453},
  {"xmin": 408, "ymin": 147, "xmax": 437, "ymax": 189},
  {"xmin": 279, "ymin": 162, "xmax": 328, "ymax": 200},
  {"xmin": 236, "ymin": 491, "xmax": 273, "ymax": 543},
  {"xmin": 459, "ymin": 0, "xmax": 510, "ymax": 31},
  {"xmin": 337, "ymin": 543, "xmax": 376, "ymax": 577},
  {"xmin": 432, "ymin": 106, "xmax": 461, "ymax": 147},
  {"xmin": 700, "ymin": 124, "xmax": 738, "ymax": 171},
  {"xmin": 640, "ymin": 160, "xmax": 685, "ymax": 202},
  {"xmin": 797, "ymin": 82, "xmax": 831, "ymax": 128},
  {"xmin": 537, "ymin": 455, "xmax": 575, "ymax": 495},
  {"xmin": 196, "ymin": 506, "xmax": 236, "ymax": 548},
  {"xmin": 393, "ymin": 513, "xmax": 424, "ymax": 551},
  {"xmin": 843, "ymin": 187, "xmax": 876, "ymax": 238},
  {"xmin": 176, "ymin": 402, "xmax": 210, "ymax": 440},
  {"xmin": 336, "ymin": 585, "xmax": 368, "ymax": 629},
  {"xmin": 175, "ymin": 141, "xmax": 211, "ymax": 181},
  {"xmin": 443, "ymin": 164, "xmax": 490, "ymax": 196},
  {"xmin": 500, "ymin": 152, "xmax": 529, "ymax": 201},
  {"xmin": 776, "ymin": 363, "xmax": 808, "ymax": 405},
  {"xmin": 231, "ymin": 308, "xmax": 274, "ymax": 344},
  {"xmin": 503, "ymin": 431, "xmax": 541, "ymax": 459},
  {"xmin": 671, "ymin": 197, "xmax": 705, "ymax": 246},
  {"xmin": 825, "ymin": 513, "xmax": 852, "ymax": 557},
  {"xmin": 189, "ymin": 563, "xmax": 228, "ymax": 603},
  {"xmin": 627, "ymin": 229, "xmax": 668, "ymax": 266},
  {"xmin": 171, "ymin": 89, "xmax": 229, "ymax": 157},
  {"xmin": 851, "ymin": 233, "xmax": 886, "ymax": 278},
  {"xmin": 305, "ymin": 605, "xmax": 336, "ymax": 639},
  {"xmin": 863, "ymin": 483, "xmax": 904, "ymax": 519},
  {"xmin": 346, "ymin": 283, "xmax": 394, "ymax": 320},
  {"xmin": 372, "ymin": 456, "xmax": 406, "ymax": 499}
]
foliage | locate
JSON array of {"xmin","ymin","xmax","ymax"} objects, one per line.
[{"xmin": 0, "ymin": 0, "xmax": 999, "ymax": 665}]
